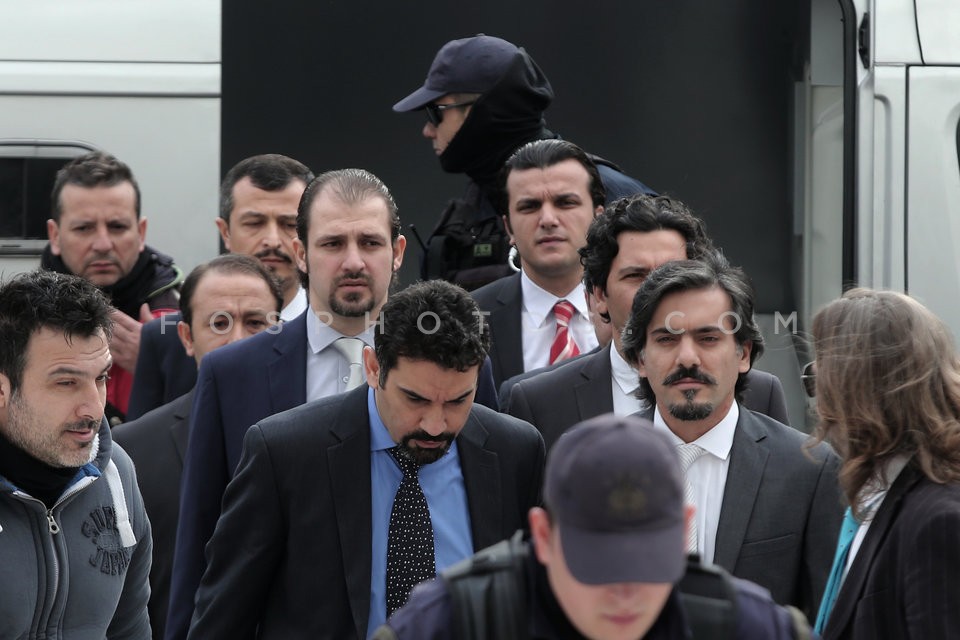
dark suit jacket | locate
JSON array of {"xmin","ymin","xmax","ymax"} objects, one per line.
[
  {"xmin": 471, "ymin": 273, "xmax": 524, "ymax": 388},
  {"xmin": 824, "ymin": 464, "xmax": 960, "ymax": 639},
  {"xmin": 506, "ymin": 345, "xmax": 791, "ymax": 451},
  {"xmin": 633, "ymin": 406, "xmax": 841, "ymax": 616},
  {"xmin": 112, "ymin": 390, "xmax": 193, "ymax": 640},
  {"xmin": 166, "ymin": 312, "xmax": 501, "ymax": 640},
  {"xmin": 186, "ymin": 386, "xmax": 545, "ymax": 640},
  {"xmin": 127, "ymin": 313, "xmax": 197, "ymax": 421}
]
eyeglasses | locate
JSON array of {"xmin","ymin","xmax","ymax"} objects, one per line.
[
  {"xmin": 424, "ymin": 100, "xmax": 477, "ymax": 127},
  {"xmin": 801, "ymin": 361, "xmax": 816, "ymax": 398}
]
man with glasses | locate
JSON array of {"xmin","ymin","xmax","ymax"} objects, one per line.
[{"xmin": 393, "ymin": 34, "xmax": 655, "ymax": 290}]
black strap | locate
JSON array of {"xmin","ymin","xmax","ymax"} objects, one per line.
[
  {"xmin": 678, "ymin": 555, "xmax": 738, "ymax": 640},
  {"xmin": 443, "ymin": 530, "xmax": 528, "ymax": 640}
]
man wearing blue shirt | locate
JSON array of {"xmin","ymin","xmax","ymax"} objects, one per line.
[{"xmin": 186, "ymin": 280, "xmax": 545, "ymax": 640}]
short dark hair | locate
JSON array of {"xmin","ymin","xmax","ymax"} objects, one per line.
[
  {"xmin": 296, "ymin": 168, "xmax": 401, "ymax": 245},
  {"xmin": 50, "ymin": 151, "xmax": 141, "ymax": 221},
  {"xmin": 621, "ymin": 252, "xmax": 764, "ymax": 403},
  {"xmin": 580, "ymin": 194, "xmax": 714, "ymax": 296},
  {"xmin": 179, "ymin": 254, "xmax": 284, "ymax": 328},
  {"xmin": 497, "ymin": 139, "xmax": 605, "ymax": 219},
  {"xmin": 219, "ymin": 154, "xmax": 315, "ymax": 222},
  {"xmin": 374, "ymin": 280, "xmax": 490, "ymax": 386},
  {"xmin": 0, "ymin": 270, "xmax": 114, "ymax": 394}
]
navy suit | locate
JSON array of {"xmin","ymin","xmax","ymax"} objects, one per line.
[
  {"xmin": 185, "ymin": 386, "xmax": 545, "ymax": 639},
  {"xmin": 127, "ymin": 313, "xmax": 196, "ymax": 421},
  {"xmin": 824, "ymin": 464, "xmax": 960, "ymax": 639},
  {"xmin": 167, "ymin": 311, "xmax": 500, "ymax": 640},
  {"xmin": 112, "ymin": 391, "xmax": 193, "ymax": 640},
  {"xmin": 471, "ymin": 273, "xmax": 524, "ymax": 388}
]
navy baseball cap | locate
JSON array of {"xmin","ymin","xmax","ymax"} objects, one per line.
[
  {"xmin": 392, "ymin": 35, "xmax": 520, "ymax": 112},
  {"xmin": 544, "ymin": 414, "xmax": 686, "ymax": 585}
]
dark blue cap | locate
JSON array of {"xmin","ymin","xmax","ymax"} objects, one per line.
[
  {"xmin": 393, "ymin": 35, "xmax": 520, "ymax": 112},
  {"xmin": 544, "ymin": 414, "xmax": 686, "ymax": 585}
]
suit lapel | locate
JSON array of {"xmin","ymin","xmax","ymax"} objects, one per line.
[
  {"xmin": 574, "ymin": 346, "xmax": 615, "ymax": 420},
  {"xmin": 824, "ymin": 464, "xmax": 923, "ymax": 638},
  {"xmin": 457, "ymin": 411, "xmax": 503, "ymax": 550},
  {"xmin": 490, "ymin": 275, "xmax": 524, "ymax": 383},
  {"xmin": 267, "ymin": 311, "xmax": 308, "ymax": 413},
  {"xmin": 169, "ymin": 390, "xmax": 194, "ymax": 464},
  {"xmin": 326, "ymin": 387, "xmax": 374, "ymax": 640},
  {"xmin": 714, "ymin": 410, "xmax": 769, "ymax": 571}
]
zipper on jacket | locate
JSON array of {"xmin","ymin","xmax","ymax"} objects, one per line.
[{"xmin": 46, "ymin": 509, "xmax": 61, "ymax": 534}]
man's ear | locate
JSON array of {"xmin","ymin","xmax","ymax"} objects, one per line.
[
  {"xmin": 503, "ymin": 214, "xmax": 515, "ymax": 246},
  {"xmin": 47, "ymin": 219, "xmax": 62, "ymax": 255},
  {"xmin": 177, "ymin": 321, "xmax": 195, "ymax": 358},
  {"xmin": 215, "ymin": 217, "xmax": 232, "ymax": 250},
  {"xmin": 0, "ymin": 372, "xmax": 11, "ymax": 410},
  {"xmin": 293, "ymin": 238, "xmax": 308, "ymax": 275},
  {"xmin": 738, "ymin": 340, "xmax": 753, "ymax": 373},
  {"xmin": 362, "ymin": 346, "xmax": 379, "ymax": 389},
  {"xmin": 528, "ymin": 507, "xmax": 554, "ymax": 564}
]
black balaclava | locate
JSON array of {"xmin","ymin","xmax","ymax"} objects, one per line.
[{"xmin": 439, "ymin": 48, "xmax": 556, "ymax": 190}]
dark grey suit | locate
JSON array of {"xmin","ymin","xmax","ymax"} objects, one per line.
[
  {"xmin": 639, "ymin": 405, "xmax": 840, "ymax": 617},
  {"xmin": 471, "ymin": 273, "xmax": 524, "ymax": 388},
  {"xmin": 112, "ymin": 390, "xmax": 193, "ymax": 640},
  {"xmin": 187, "ymin": 385, "xmax": 545, "ymax": 640},
  {"xmin": 505, "ymin": 345, "xmax": 790, "ymax": 451}
]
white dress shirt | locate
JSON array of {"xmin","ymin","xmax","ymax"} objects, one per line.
[
  {"xmin": 279, "ymin": 287, "xmax": 308, "ymax": 322},
  {"xmin": 610, "ymin": 345, "xmax": 646, "ymax": 416},
  {"xmin": 519, "ymin": 273, "xmax": 598, "ymax": 373},
  {"xmin": 653, "ymin": 402, "xmax": 739, "ymax": 564},
  {"xmin": 304, "ymin": 309, "xmax": 376, "ymax": 402}
]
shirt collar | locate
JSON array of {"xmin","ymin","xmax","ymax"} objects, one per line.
[
  {"xmin": 857, "ymin": 454, "xmax": 911, "ymax": 519},
  {"xmin": 306, "ymin": 308, "xmax": 376, "ymax": 355},
  {"xmin": 609, "ymin": 345, "xmax": 640, "ymax": 396},
  {"xmin": 279, "ymin": 287, "xmax": 308, "ymax": 322},
  {"xmin": 519, "ymin": 272, "xmax": 590, "ymax": 328},
  {"xmin": 368, "ymin": 387, "xmax": 397, "ymax": 452},
  {"xmin": 652, "ymin": 401, "xmax": 739, "ymax": 460}
]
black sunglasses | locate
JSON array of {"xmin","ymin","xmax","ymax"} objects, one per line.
[
  {"xmin": 801, "ymin": 361, "xmax": 816, "ymax": 398},
  {"xmin": 424, "ymin": 100, "xmax": 477, "ymax": 127}
]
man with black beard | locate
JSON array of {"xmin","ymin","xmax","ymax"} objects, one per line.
[
  {"xmin": 185, "ymin": 279, "xmax": 544, "ymax": 639},
  {"xmin": 620, "ymin": 252, "xmax": 842, "ymax": 621},
  {"xmin": 393, "ymin": 34, "xmax": 655, "ymax": 290}
]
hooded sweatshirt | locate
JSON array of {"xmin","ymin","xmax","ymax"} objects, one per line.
[{"xmin": 0, "ymin": 418, "xmax": 152, "ymax": 639}]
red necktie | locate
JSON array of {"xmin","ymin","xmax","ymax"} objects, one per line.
[{"xmin": 549, "ymin": 300, "xmax": 581, "ymax": 364}]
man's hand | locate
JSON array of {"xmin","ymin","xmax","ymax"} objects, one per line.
[{"xmin": 109, "ymin": 303, "xmax": 153, "ymax": 373}]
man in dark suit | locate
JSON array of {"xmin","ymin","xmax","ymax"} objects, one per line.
[
  {"xmin": 186, "ymin": 280, "xmax": 545, "ymax": 639},
  {"xmin": 126, "ymin": 154, "xmax": 315, "ymax": 420},
  {"xmin": 809, "ymin": 289, "xmax": 960, "ymax": 639},
  {"xmin": 619, "ymin": 252, "xmax": 841, "ymax": 619},
  {"xmin": 166, "ymin": 169, "xmax": 498, "ymax": 640},
  {"xmin": 112, "ymin": 254, "xmax": 283, "ymax": 639},
  {"xmin": 472, "ymin": 139, "xmax": 607, "ymax": 387},
  {"xmin": 505, "ymin": 193, "xmax": 789, "ymax": 450}
]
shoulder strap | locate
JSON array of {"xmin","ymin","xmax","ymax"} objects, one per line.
[
  {"xmin": 443, "ymin": 530, "xmax": 528, "ymax": 640},
  {"xmin": 678, "ymin": 555, "xmax": 738, "ymax": 640}
]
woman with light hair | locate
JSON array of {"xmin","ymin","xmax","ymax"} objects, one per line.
[{"xmin": 810, "ymin": 288, "xmax": 960, "ymax": 639}]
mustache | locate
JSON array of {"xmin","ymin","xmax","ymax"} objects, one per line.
[
  {"xmin": 335, "ymin": 272, "xmax": 372, "ymax": 286},
  {"xmin": 400, "ymin": 429, "xmax": 455, "ymax": 448},
  {"xmin": 662, "ymin": 366, "xmax": 717, "ymax": 387},
  {"xmin": 254, "ymin": 248, "xmax": 292, "ymax": 263},
  {"xmin": 65, "ymin": 419, "xmax": 100, "ymax": 432}
]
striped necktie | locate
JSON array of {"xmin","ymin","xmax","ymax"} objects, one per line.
[{"xmin": 549, "ymin": 300, "xmax": 580, "ymax": 364}]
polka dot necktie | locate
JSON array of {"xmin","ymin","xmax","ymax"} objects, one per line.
[
  {"xmin": 549, "ymin": 300, "xmax": 581, "ymax": 365},
  {"xmin": 386, "ymin": 446, "xmax": 435, "ymax": 616}
]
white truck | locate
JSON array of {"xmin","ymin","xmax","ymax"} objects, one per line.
[{"xmin": 0, "ymin": 0, "xmax": 220, "ymax": 278}]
